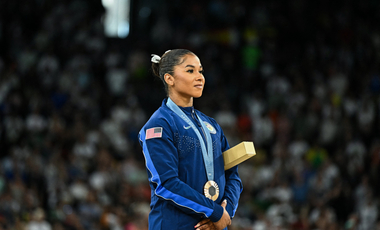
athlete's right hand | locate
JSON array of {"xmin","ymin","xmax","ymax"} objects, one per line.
[{"xmin": 213, "ymin": 200, "xmax": 231, "ymax": 230}]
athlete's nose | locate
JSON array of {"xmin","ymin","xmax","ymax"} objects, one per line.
[{"xmin": 195, "ymin": 72, "xmax": 204, "ymax": 82}]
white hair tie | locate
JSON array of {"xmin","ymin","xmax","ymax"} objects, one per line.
[{"xmin": 151, "ymin": 54, "xmax": 161, "ymax": 64}]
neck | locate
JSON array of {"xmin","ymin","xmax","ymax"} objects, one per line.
[{"xmin": 169, "ymin": 94, "xmax": 193, "ymax": 107}]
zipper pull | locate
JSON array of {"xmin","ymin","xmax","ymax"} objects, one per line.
[{"xmin": 191, "ymin": 108, "xmax": 202, "ymax": 127}]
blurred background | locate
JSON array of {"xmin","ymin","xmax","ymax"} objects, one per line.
[{"xmin": 1, "ymin": 0, "xmax": 380, "ymax": 229}]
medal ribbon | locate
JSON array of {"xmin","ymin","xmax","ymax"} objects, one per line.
[{"xmin": 166, "ymin": 98, "xmax": 214, "ymax": 181}]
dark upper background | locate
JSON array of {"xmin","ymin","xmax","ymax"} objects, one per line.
[{"xmin": 0, "ymin": 0, "xmax": 380, "ymax": 229}]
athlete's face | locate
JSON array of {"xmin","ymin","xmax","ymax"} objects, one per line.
[{"xmin": 167, "ymin": 54, "xmax": 205, "ymax": 100}]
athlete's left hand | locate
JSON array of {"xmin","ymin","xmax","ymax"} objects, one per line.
[{"xmin": 194, "ymin": 218, "xmax": 216, "ymax": 230}]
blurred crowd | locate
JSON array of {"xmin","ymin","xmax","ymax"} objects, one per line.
[{"xmin": 1, "ymin": 0, "xmax": 380, "ymax": 229}]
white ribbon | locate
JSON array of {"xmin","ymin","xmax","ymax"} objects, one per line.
[{"xmin": 151, "ymin": 54, "xmax": 161, "ymax": 63}]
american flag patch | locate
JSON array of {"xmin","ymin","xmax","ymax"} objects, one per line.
[{"xmin": 146, "ymin": 127, "xmax": 163, "ymax": 140}]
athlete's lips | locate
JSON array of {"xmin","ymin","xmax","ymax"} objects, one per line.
[{"xmin": 194, "ymin": 84, "xmax": 203, "ymax": 88}]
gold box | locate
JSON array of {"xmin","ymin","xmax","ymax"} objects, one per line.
[{"xmin": 223, "ymin": 141, "xmax": 256, "ymax": 170}]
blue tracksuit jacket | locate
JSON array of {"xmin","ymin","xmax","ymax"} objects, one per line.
[{"xmin": 138, "ymin": 98, "xmax": 243, "ymax": 230}]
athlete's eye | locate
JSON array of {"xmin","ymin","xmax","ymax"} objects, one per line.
[
  {"xmin": 187, "ymin": 69, "xmax": 194, "ymax": 73},
  {"xmin": 199, "ymin": 70, "xmax": 204, "ymax": 74}
]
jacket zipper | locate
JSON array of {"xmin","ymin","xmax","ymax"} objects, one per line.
[{"xmin": 191, "ymin": 108, "xmax": 208, "ymax": 152}]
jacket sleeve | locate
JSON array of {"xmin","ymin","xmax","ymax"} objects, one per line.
[
  {"xmin": 220, "ymin": 128, "xmax": 243, "ymax": 218},
  {"xmin": 139, "ymin": 117, "xmax": 224, "ymax": 222}
]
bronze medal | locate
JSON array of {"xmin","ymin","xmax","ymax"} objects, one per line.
[{"xmin": 204, "ymin": 180, "xmax": 219, "ymax": 201}]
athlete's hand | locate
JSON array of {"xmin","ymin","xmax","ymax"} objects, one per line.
[
  {"xmin": 213, "ymin": 200, "xmax": 231, "ymax": 230},
  {"xmin": 194, "ymin": 218, "xmax": 216, "ymax": 230}
]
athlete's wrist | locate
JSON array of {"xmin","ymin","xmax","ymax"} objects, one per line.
[{"xmin": 208, "ymin": 203, "xmax": 224, "ymax": 222}]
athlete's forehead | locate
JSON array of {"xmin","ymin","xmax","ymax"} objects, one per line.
[{"xmin": 176, "ymin": 54, "xmax": 202, "ymax": 68}]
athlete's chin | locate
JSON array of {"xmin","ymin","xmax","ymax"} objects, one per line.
[{"xmin": 193, "ymin": 92, "xmax": 203, "ymax": 98}]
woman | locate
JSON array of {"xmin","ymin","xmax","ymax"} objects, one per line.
[{"xmin": 138, "ymin": 49, "xmax": 243, "ymax": 230}]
